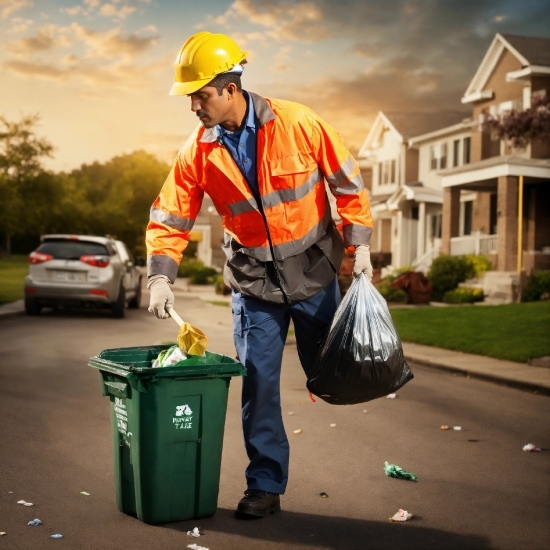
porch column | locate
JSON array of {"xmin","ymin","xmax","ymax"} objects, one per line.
[
  {"xmin": 497, "ymin": 175, "xmax": 518, "ymax": 271},
  {"xmin": 396, "ymin": 210, "xmax": 403, "ymax": 268},
  {"xmin": 417, "ymin": 201, "xmax": 426, "ymax": 258},
  {"xmin": 441, "ymin": 187, "xmax": 460, "ymax": 254}
]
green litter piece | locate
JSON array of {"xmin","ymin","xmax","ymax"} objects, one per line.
[
  {"xmin": 80, "ymin": 491, "xmax": 91, "ymax": 496},
  {"xmin": 384, "ymin": 461, "xmax": 417, "ymax": 481}
]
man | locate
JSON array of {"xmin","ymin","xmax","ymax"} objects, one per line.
[{"xmin": 146, "ymin": 31, "xmax": 373, "ymax": 518}]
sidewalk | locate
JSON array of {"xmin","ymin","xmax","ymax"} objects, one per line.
[{"xmin": 1, "ymin": 287, "xmax": 548, "ymax": 395}]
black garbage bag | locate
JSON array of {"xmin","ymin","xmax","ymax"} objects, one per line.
[{"xmin": 307, "ymin": 275, "xmax": 414, "ymax": 405}]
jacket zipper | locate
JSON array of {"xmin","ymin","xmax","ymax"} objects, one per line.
[{"xmin": 218, "ymin": 136, "xmax": 289, "ymax": 303}]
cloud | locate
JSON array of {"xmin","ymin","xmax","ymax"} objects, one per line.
[
  {"xmin": 3, "ymin": 57, "xmax": 166, "ymax": 89},
  {"xmin": 8, "ymin": 16, "xmax": 33, "ymax": 32},
  {"xmin": 216, "ymin": 0, "xmax": 328, "ymax": 41},
  {"xmin": 0, "ymin": 0, "xmax": 31, "ymax": 19},
  {"xmin": 3, "ymin": 22, "xmax": 162, "ymax": 89},
  {"xmin": 6, "ymin": 23, "xmax": 158, "ymax": 60},
  {"xmin": 61, "ymin": 0, "xmax": 144, "ymax": 20},
  {"xmin": 99, "ymin": 3, "xmax": 136, "ymax": 19}
]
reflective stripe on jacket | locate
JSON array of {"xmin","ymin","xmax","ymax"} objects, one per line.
[{"xmin": 146, "ymin": 92, "xmax": 373, "ymax": 303}]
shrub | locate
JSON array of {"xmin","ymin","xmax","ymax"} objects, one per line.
[
  {"xmin": 214, "ymin": 274, "xmax": 231, "ymax": 295},
  {"xmin": 465, "ymin": 254, "xmax": 492, "ymax": 277},
  {"xmin": 178, "ymin": 257, "xmax": 217, "ymax": 284},
  {"xmin": 428, "ymin": 255, "xmax": 475, "ymax": 301},
  {"xmin": 522, "ymin": 271, "xmax": 550, "ymax": 302},
  {"xmin": 376, "ymin": 280, "xmax": 408, "ymax": 303},
  {"xmin": 443, "ymin": 287, "xmax": 484, "ymax": 304},
  {"xmin": 178, "ymin": 257, "xmax": 204, "ymax": 277}
]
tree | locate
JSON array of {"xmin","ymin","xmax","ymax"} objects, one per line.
[
  {"xmin": 482, "ymin": 95, "xmax": 550, "ymax": 149},
  {"xmin": 67, "ymin": 151, "xmax": 171, "ymax": 256},
  {"xmin": 0, "ymin": 114, "xmax": 54, "ymax": 254}
]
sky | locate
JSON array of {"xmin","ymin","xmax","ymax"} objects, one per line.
[{"xmin": 1, "ymin": 0, "xmax": 549, "ymax": 172}]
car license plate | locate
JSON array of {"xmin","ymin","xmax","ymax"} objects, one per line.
[{"xmin": 53, "ymin": 271, "xmax": 85, "ymax": 282}]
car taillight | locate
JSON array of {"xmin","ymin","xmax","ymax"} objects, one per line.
[
  {"xmin": 80, "ymin": 255, "xmax": 110, "ymax": 268},
  {"xmin": 29, "ymin": 252, "xmax": 53, "ymax": 264}
]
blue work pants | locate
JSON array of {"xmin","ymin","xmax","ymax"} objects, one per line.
[{"xmin": 232, "ymin": 277, "xmax": 341, "ymax": 495}]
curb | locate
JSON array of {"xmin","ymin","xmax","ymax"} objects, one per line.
[
  {"xmin": 0, "ymin": 300, "xmax": 25, "ymax": 319},
  {"xmin": 405, "ymin": 354, "xmax": 550, "ymax": 396}
]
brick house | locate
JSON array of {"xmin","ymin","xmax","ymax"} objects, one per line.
[
  {"xmin": 439, "ymin": 33, "xmax": 550, "ymax": 301},
  {"xmin": 357, "ymin": 111, "xmax": 466, "ymax": 269}
]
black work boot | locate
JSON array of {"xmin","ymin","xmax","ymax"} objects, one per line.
[{"xmin": 236, "ymin": 489, "xmax": 281, "ymax": 518}]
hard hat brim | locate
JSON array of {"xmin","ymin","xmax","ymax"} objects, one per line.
[{"xmin": 169, "ymin": 78, "xmax": 213, "ymax": 96}]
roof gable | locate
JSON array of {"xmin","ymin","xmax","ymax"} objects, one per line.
[
  {"xmin": 358, "ymin": 111, "xmax": 466, "ymax": 157},
  {"xmin": 358, "ymin": 111, "xmax": 403, "ymax": 158},
  {"xmin": 462, "ymin": 33, "xmax": 550, "ymax": 104}
]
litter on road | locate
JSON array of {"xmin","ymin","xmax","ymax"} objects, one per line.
[
  {"xmin": 0, "ymin": 532, "xmax": 6, "ymax": 536},
  {"xmin": 453, "ymin": 426, "xmax": 462, "ymax": 431},
  {"xmin": 187, "ymin": 527, "xmax": 203, "ymax": 537},
  {"xmin": 440, "ymin": 425, "xmax": 450, "ymax": 430},
  {"xmin": 27, "ymin": 519, "xmax": 41, "ymax": 526},
  {"xmin": 17, "ymin": 500, "xmax": 33, "ymax": 506},
  {"xmin": 287, "ymin": 411, "xmax": 295, "ymax": 415},
  {"xmin": 320, "ymin": 492, "xmax": 329, "ymax": 498},
  {"xmin": 187, "ymin": 544, "xmax": 209, "ymax": 550},
  {"xmin": 330, "ymin": 423, "xmax": 337, "ymax": 428},
  {"xmin": 384, "ymin": 461, "xmax": 418, "ymax": 481},
  {"xmin": 523, "ymin": 443, "xmax": 542, "ymax": 452},
  {"xmin": 390, "ymin": 509, "xmax": 413, "ymax": 522},
  {"xmin": 80, "ymin": 491, "xmax": 91, "ymax": 496},
  {"xmin": 293, "ymin": 429, "xmax": 302, "ymax": 434},
  {"xmin": 50, "ymin": 534, "xmax": 63, "ymax": 539},
  {"xmin": 363, "ymin": 409, "xmax": 368, "ymax": 413},
  {"xmin": 386, "ymin": 393, "xmax": 397, "ymax": 399}
]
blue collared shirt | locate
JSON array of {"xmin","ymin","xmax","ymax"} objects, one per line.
[{"xmin": 216, "ymin": 91, "xmax": 259, "ymax": 200}]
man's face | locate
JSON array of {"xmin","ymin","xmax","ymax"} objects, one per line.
[{"xmin": 189, "ymin": 85, "xmax": 231, "ymax": 129}]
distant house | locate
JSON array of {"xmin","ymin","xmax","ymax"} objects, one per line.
[
  {"xmin": 357, "ymin": 111, "xmax": 467, "ymax": 269},
  {"xmin": 439, "ymin": 33, "xmax": 550, "ymax": 301}
]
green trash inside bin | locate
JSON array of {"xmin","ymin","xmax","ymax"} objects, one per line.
[{"xmin": 88, "ymin": 344, "xmax": 246, "ymax": 525}]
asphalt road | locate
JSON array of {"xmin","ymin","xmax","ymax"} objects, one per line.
[{"xmin": 0, "ymin": 292, "xmax": 549, "ymax": 550}]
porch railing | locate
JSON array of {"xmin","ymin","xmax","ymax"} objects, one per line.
[{"xmin": 450, "ymin": 232, "xmax": 498, "ymax": 256}]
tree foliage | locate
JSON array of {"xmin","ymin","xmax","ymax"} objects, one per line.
[
  {"xmin": 0, "ymin": 114, "xmax": 55, "ymax": 253},
  {"xmin": 483, "ymin": 95, "xmax": 550, "ymax": 149}
]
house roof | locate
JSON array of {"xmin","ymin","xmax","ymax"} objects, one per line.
[
  {"xmin": 386, "ymin": 112, "xmax": 468, "ymax": 141},
  {"xmin": 358, "ymin": 111, "xmax": 467, "ymax": 157},
  {"xmin": 462, "ymin": 33, "xmax": 550, "ymax": 103},
  {"xmin": 501, "ymin": 34, "xmax": 550, "ymax": 67}
]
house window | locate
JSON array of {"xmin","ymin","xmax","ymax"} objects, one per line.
[
  {"xmin": 439, "ymin": 143, "xmax": 448, "ymax": 169},
  {"xmin": 463, "ymin": 201, "xmax": 473, "ymax": 236},
  {"xmin": 378, "ymin": 160, "xmax": 397, "ymax": 184},
  {"xmin": 411, "ymin": 207, "xmax": 419, "ymax": 220},
  {"xmin": 453, "ymin": 139, "xmax": 460, "ymax": 167},
  {"xmin": 431, "ymin": 213, "xmax": 442, "ymax": 239},
  {"xmin": 463, "ymin": 137, "xmax": 471, "ymax": 164},
  {"xmin": 429, "ymin": 145, "xmax": 437, "ymax": 170},
  {"xmin": 489, "ymin": 193, "xmax": 497, "ymax": 234}
]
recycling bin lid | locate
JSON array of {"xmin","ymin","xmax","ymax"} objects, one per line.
[{"xmin": 88, "ymin": 345, "xmax": 246, "ymax": 379}]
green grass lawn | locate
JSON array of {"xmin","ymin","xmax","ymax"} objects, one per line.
[
  {"xmin": 391, "ymin": 301, "xmax": 550, "ymax": 363},
  {"xmin": 0, "ymin": 255, "xmax": 28, "ymax": 304}
]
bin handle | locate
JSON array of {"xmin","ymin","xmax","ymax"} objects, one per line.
[{"xmin": 104, "ymin": 380, "xmax": 130, "ymax": 399}]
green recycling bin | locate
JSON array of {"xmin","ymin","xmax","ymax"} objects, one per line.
[{"xmin": 88, "ymin": 345, "xmax": 246, "ymax": 525}]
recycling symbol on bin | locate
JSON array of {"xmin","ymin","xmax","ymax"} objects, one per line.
[{"xmin": 175, "ymin": 404, "xmax": 193, "ymax": 417}]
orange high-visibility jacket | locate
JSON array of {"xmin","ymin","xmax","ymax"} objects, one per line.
[{"xmin": 146, "ymin": 92, "xmax": 373, "ymax": 303}]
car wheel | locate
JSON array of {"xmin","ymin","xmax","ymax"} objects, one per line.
[
  {"xmin": 25, "ymin": 297, "xmax": 42, "ymax": 316},
  {"xmin": 128, "ymin": 278, "xmax": 141, "ymax": 309},
  {"xmin": 111, "ymin": 285, "xmax": 126, "ymax": 318}
]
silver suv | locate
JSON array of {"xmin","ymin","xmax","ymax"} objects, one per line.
[{"xmin": 24, "ymin": 235, "xmax": 144, "ymax": 318}]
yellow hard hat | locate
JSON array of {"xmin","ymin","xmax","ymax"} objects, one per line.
[{"xmin": 170, "ymin": 32, "xmax": 248, "ymax": 96}]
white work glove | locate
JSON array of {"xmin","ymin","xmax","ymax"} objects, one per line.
[
  {"xmin": 147, "ymin": 274, "xmax": 174, "ymax": 319},
  {"xmin": 353, "ymin": 245, "xmax": 373, "ymax": 281}
]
